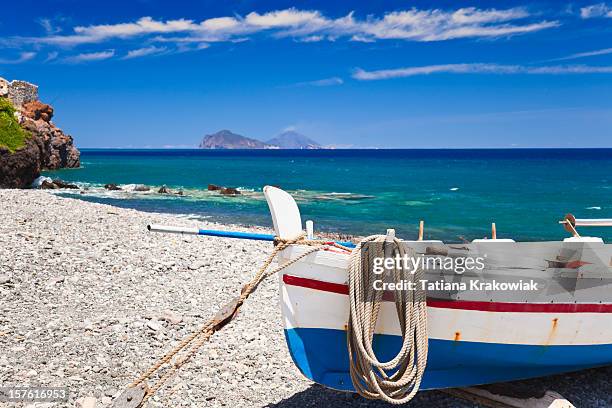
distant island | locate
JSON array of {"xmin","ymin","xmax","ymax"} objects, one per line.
[{"xmin": 199, "ymin": 129, "xmax": 324, "ymax": 149}]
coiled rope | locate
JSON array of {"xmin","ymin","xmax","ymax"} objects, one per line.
[{"xmin": 347, "ymin": 235, "xmax": 429, "ymax": 404}]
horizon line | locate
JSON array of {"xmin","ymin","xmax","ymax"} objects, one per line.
[{"xmin": 77, "ymin": 146, "xmax": 612, "ymax": 150}]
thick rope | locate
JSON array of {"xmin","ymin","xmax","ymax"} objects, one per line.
[
  {"xmin": 347, "ymin": 235, "xmax": 429, "ymax": 404},
  {"xmin": 124, "ymin": 234, "xmax": 350, "ymax": 407}
]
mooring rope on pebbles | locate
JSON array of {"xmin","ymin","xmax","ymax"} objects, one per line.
[
  {"xmin": 347, "ymin": 235, "xmax": 429, "ymax": 404},
  {"xmin": 113, "ymin": 233, "xmax": 428, "ymax": 407},
  {"xmin": 112, "ymin": 234, "xmax": 352, "ymax": 408}
]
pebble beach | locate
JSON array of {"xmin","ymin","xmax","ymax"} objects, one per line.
[{"xmin": 1, "ymin": 190, "xmax": 611, "ymax": 408}]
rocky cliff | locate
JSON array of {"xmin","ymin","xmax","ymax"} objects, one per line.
[{"xmin": 0, "ymin": 77, "xmax": 80, "ymax": 188}]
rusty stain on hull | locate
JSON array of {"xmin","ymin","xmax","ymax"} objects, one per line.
[
  {"xmin": 544, "ymin": 318, "xmax": 559, "ymax": 346},
  {"xmin": 454, "ymin": 331, "xmax": 461, "ymax": 341}
]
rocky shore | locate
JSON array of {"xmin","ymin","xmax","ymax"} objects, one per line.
[
  {"xmin": 0, "ymin": 77, "xmax": 80, "ymax": 188},
  {"xmin": 0, "ymin": 190, "xmax": 610, "ymax": 408}
]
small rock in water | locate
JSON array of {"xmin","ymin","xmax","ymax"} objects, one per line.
[
  {"xmin": 133, "ymin": 185, "xmax": 150, "ymax": 192},
  {"xmin": 158, "ymin": 185, "xmax": 170, "ymax": 194},
  {"xmin": 220, "ymin": 187, "xmax": 240, "ymax": 196},
  {"xmin": 104, "ymin": 183, "xmax": 121, "ymax": 191},
  {"xmin": 31, "ymin": 175, "xmax": 52, "ymax": 188},
  {"xmin": 40, "ymin": 180, "xmax": 58, "ymax": 189},
  {"xmin": 40, "ymin": 179, "xmax": 78, "ymax": 189},
  {"xmin": 52, "ymin": 179, "xmax": 79, "ymax": 189}
]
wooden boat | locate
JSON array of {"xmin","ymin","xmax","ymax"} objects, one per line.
[{"xmin": 263, "ymin": 186, "xmax": 612, "ymax": 391}]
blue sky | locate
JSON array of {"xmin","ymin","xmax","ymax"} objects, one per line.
[{"xmin": 1, "ymin": 0, "xmax": 612, "ymax": 148}]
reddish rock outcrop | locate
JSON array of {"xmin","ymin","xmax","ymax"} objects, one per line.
[
  {"xmin": 20, "ymin": 101, "xmax": 80, "ymax": 170},
  {"xmin": 22, "ymin": 101, "xmax": 53, "ymax": 122},
  {"xmin": 0, "ymin": 77, "xmax": 80, "ymax": 188}
]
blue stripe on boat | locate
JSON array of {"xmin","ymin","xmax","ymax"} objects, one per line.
[{"xmin": 284, "ymin": 327, "xmax": 612, "ymax": 391}]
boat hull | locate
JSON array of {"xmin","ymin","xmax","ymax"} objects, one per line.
[
  {"xmin": 278, "ymin": 243, "xmax": 612, "ymax": 391},
  {"xmin": 284, "ymin": 328, "xmax": 612, "ymax": 391}
]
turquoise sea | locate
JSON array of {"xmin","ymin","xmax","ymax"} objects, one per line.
[{"xmin": 44, "ymin": 149, "xmax": 612, "ymax": 242}]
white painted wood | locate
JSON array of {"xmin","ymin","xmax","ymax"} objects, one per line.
[
  {"xmin": 147, "ymin": 224, "xmax": 199, "ymax": 235},
  {"xmin": 563, "ymin": 237, "xmax": 604, "ymax": 243},
  {"xmin": 567, "ymin": 218, "xmax": 612, "ymax": 227},
  {"xmin": 306, "ymin": 220, "xmax": 314, "ymax": 239},
  {"xmin": 281, "ymin": 283, "xmax": 612, "ymax": 345},
  {"xmin": 263, "ymin": 186, "xmax": 303, "ymax": 239},
  {"xmin": 277, "ymin": 245, "xmax": 612, "ymax": 345},
  {"xmin": 472, "ymin": 239, "xmax": 516, "ymax": 243}
]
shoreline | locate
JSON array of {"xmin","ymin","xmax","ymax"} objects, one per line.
[
  {"xmin": 1, "ymin": 190, "xmax": 610, "ymax": 407},
  {"xmin": 41, "ymin": 184, "xmax": 361, "ymax": 242}
]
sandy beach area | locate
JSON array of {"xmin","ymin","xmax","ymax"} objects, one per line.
[{"xmin": 1, "ymin": 190, "xmax": 610, "ymax": 408}]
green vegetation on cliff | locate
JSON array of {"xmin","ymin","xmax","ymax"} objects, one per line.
[{"xmin": 0, "ymin": 97, "xmax": 29, "ymax": 153}]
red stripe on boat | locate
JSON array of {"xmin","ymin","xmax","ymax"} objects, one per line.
[{"xmin": 282, "ymin": 274, "xmax": 612, "ymax": 313}]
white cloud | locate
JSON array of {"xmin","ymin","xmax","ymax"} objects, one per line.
[
  {"xmin": 451, "ymin": 7, "xmax": 529, "ymax": 24},
  {"xmin": 425, "ymin": 21, "xmax": 558, "ymax": 41},
  {"xmin": 74, "ymin": 17, "xmax": 197, "ymax": 38},
  {"xmin": 350, "ymin": 34, "xmax": 375, "ymax": 43},
  {"xmin": 44, "ymin": 51, "xmax": 59, "ymax": 62},
  {"xmin": 200, "ymin": 17, "xmax": 241, "ymax": 31},
  {"xmin": 293, "ymin": 77, "xmax": 344, "ymax": 87},
  {"xmin": 580, "ymin": 3, "xmax": 612, "ymax": 18},
  {"xmin": 552, "ymin": 47, "xmax": 612, "ymax": 61},
  {"xmin": 64, "ymin": 50, "xmax": 115, "ymax": 63},
  {"xmin": 245, "ymin": 9, "xmax": 326, "ymax": 28},
  {"xmin": 11, "ymin": 6, "xmax": 558, "ymax": 49},
  {"xmin": 353, "ymin": 63, "xmax": 612, "ymax": 80},
  {"xmin": 123, "ymin": 45, "xmax": 167, "ymax": 59},
  {"xmin": 324, "ymin": 8, "xmax": 558, "ymax": 42},
  {"xmin": 527, "ymin": 65, "xmax": 612, "ymax": 73},
  {"xmin": 0, "ymin": 52, "xmax": 36, "ymax": 64},
  {"xmin": 38, "ymin": 18, "xmax": 63, "ymax": 34},
  {"xmin": 296, "ymin": 35, "xmax": 325, "ymax": 42}
]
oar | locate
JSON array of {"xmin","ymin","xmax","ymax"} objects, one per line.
[
  {"xmin": 147, "ymin": 224, "xmax": 356, "ymax": 248},
  {"xmin": 559, "ymin": 213, "xmax": 612, "ymax": 237}
]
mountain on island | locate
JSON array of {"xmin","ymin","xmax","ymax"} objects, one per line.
[
  {"xmin": 199, "ymin": 129, "xmax": 323, "ymax": 149},
  {"xmin": 199, "ymin": 130, "xmax": 273, "ymax": 149},
  {"xmin": 266, "ymin": 130, "xmax": 321, "ymax": 149}
]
